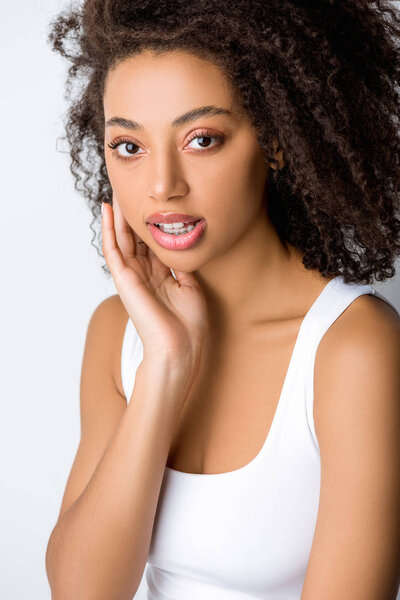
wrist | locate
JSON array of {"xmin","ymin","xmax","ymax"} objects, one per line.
[
  {"xmin": 139, "ymin": 353, "xmax": 194, "ymax": 389},
  {"xmin": 142, "ymin": 347, "xmax": 198, "ymax": 374}
]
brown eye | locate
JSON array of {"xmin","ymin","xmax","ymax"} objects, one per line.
[
  {"xmin": 195, "ymin": 136, "xmax": 213, "ymax": 148},
  {"xmin": 107, "ymin": 130, "xmax": 225, "ymax": 163},
  {"xmin": 107, "ymin": 139, "xmax": 144, "ymax": 160},
  {"xmin": 186, "ymin": 132, "xmax": 224, "ymax": 153},
  {"xmin": 124, "ymin": 142, "xmax": 139, "ymax": 154},
  {"xmin": 116, "ymin": 142, "xmax": 142, "ymax": 157}
]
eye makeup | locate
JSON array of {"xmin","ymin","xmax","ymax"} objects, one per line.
[{"xmin": 107, "ymin": 129, "xmax": 225, "ymax": 162}]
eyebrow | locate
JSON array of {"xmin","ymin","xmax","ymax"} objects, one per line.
[{"xmin": 105, "ymin": 105, "xmax": 232, "ymax": 131}]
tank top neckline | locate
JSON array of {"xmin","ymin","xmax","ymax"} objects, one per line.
[{"xmin": 164, "ymin": 274, "xmax": 342, "ymax": 480}]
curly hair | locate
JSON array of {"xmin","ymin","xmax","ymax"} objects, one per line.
[{"xmin": 47, "ymin": 0, "xmax": 400, "ymax": 284}]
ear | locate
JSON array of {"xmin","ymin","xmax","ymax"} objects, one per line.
[{"xmin": 269, "ymin": 137, "xmax": 285, "ymax": 170}]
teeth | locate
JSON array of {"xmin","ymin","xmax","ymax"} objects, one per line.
[
  {"xmin": 158, "ymin": 222, "xmax": 197, "ymax": 235},
  {"xmin": 155, "ymin": 222, "xmax": 184, "ymax": 229}
]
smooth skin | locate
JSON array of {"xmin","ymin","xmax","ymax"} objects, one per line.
[
  {"xmin": 102, "ymin": 49, "xmax": 326, "ymax": 336},
  {"xmin": 52, "ymin": 49, "xmax": 400, "ymax": 599}
]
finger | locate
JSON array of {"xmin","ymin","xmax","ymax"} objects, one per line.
[
  {"xmin": 132, "ymin": 230, "xmax": 149, "ymax": 258},
  {"xmin": 146, "ymin": 243, "xmax": 172, "ymax": 281},
  {"xmin": 112, "ymin": 193, "xmax": 136, "ymax": 259},
  {"xmin": 102, "ymin": 201, "xmax": 130, "ymax": 279},
  {"xmin": 112, "ymin": 193, "xmax": 148, "ymax": 259}
]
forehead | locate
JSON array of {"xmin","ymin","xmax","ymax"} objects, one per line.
[{"xmin": 103, "ymin": 50, "xmax": 236, "ymax": 122}]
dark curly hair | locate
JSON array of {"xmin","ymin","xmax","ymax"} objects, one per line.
[{"xmin": 47, "ymin": 0, "xmax": 400, "ymax": 284}]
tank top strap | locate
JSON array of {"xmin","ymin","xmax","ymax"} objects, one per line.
[
  {"xmin": 298, "ymin": 276, "xmax": 385, "ymax": 450},
  {"xmin": 121, "ymin": 317, "xmax": 143, "ymax": 404},
  {"xmin": 120, "ymin": 277, "xmax": 398, "ymax": 419}
]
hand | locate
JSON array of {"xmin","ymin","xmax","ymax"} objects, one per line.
[{"xmin": 101, "ymin": 193, "xmax": 209, "ymax": 371}]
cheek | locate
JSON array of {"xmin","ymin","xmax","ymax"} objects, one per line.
[
  {"xmin": 209, "ymin": 150, "xmax": 265, "ymax": 219},
  {"xmin": 103, "ymin": 158, "xmax": 142, "ymax": 224},
  {"xmin": 212, "ymin": 139, "xmax": 265, "ymax": 197},
  {"xmin": 104, "ymin": 151, "xmax": 114, "ymax": 178},
  {"xmin": 105, "ymin": 156, "xmax": 137, "ymax": 198},
  {"xmin": 104, "ymin": 155, "xmax": 122, "ymax": 193},
  {"xmin": 105, "ymin": 154, "xmax": 125, "ymax": 182},
  {"xmin": 232, "ymin": 146, "xmax": 267, "ymax": 195}
]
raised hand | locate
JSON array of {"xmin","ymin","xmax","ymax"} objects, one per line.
[{"xmin": 101, "ymin": 193, "xmax": 209, "ymax": 368}]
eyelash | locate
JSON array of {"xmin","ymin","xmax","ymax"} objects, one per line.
[{"xmin": 107, "ymin": 129, "xmax": 225, "ymax": 163}]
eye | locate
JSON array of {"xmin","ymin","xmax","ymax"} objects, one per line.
[
  {"xmin": 185, "ymin": 130, "xmax": 224, "ymax": 153},
  {"xmin": 107, "ymin": 139, "xmax": 143, "ymax": 161},
  {"xmin": 107, "ymin": 129, "xmax": 224, "ymax": 163}
]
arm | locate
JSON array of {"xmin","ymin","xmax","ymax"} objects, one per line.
[
  {"xmin": 301, "ymin": 295, "xmax": 400, "ymax": 600},
  {"xmin": 45, "ymin": 297, "xmax": 192, "ymax": 600}
]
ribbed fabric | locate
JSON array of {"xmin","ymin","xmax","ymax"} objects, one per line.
[{"xmin": 120, "ymin": 275, "xmax": 399, "ymax": 600}]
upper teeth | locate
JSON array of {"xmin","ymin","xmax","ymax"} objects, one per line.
[{"xmin": 156, "ymin": 222, "xmax": 192, "ymax": 229}]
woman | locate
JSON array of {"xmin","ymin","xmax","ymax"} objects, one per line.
[{"xmin": 45, "ymin": 1, "xmax": 400, "ymax": 598}]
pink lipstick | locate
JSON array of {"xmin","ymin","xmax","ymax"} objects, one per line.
[{"xmin": 147, "ymin": 218, "xmax": 207, "ymax": 250}]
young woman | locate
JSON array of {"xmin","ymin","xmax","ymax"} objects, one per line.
[{"xmin": 45, "ymin": 1, "xmax": 400, "ymax": 598}]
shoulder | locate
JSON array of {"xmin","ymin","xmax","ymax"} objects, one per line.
[
  {"xmin": 87, "ymin": 294, "xmax": 129, "ymax": 398},
  {"xmin": 89, "ymin": 293, "xmax": 129, "ymax": 325},
  {"xmin": 314, "ymin": 291, "xmax": 400, "ymax": 434},
  {"xmin": 302, "ymin": 292, "xmax": 400, "ymax": 597},
  {"xmin": 315, "ymin": 291, "xmax": 400, "ymax": 385}
]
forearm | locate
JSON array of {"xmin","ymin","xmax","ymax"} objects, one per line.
[{"xmin": 46, "ymin": 358, "xmax": 190, "ymax": 600}]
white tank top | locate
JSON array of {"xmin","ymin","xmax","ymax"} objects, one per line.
[{"xmin": 120, "ymin": 274, "xmax": 399, "ymax": 600}]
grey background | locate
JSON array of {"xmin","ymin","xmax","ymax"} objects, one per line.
[{"xmin": 0, "ymin": 1, "xmax": 399, "ymax": 599}]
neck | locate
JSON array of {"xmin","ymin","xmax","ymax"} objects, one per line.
[{"xmin": 194, "ymin": 208, "xmax": 325, "ymax": 334}]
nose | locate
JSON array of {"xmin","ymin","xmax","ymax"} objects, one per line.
[{"xmin": 147, "ymin": 150, "xmax": 188, "ymax": 202}]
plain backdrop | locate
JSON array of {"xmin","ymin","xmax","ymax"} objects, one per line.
[{"xmin": 1, "ymin": 1, "xmax": 399, "ymax": 599}]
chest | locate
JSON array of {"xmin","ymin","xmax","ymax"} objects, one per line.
[{"xmin": 166, "ymin": 318, "xmax": 304, "ymax": 475}]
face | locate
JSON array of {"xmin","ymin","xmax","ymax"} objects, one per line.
[{"xmin": 103, "ymin": 49, "xmax": 274, "ymax": 273}]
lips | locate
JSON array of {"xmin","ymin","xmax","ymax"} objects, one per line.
[{"xmin": 147, "ymin": 218, "xmax": 207, "ymax": 250}]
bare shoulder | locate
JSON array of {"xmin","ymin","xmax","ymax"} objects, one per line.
[
  {"xmin": 316, "ymin": 291, "xmax": 400, "ymax": 373},
  {"xmin": 87, "ymin": 294, "xmax": 129, "ymax": 399},
  {"xmin": 302, "ymin": 292, "xmax": 400, "ymax": 597},
  {"xmin": 314, "ymin": 291, "xmax": 400, "ymax": 423}
]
